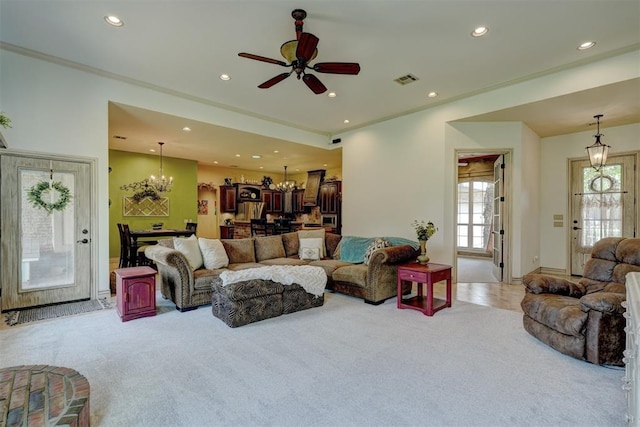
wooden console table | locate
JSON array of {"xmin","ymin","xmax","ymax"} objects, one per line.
[{"xmin": 397, "ymin": 262, "xmax": 452, "ymax": 316}]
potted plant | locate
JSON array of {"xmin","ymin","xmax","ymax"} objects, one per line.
[{"xmin": 0, "ymin": 111, "xmax": 11, "ymax": 148}]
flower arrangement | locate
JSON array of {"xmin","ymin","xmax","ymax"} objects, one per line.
[
  {"xmin": 412, "ymin": 220, "xmax": 437, "ymax": 241},
  {"xmin": 27, "ymin": 181, "xmax": 72, "ymax": 214}
]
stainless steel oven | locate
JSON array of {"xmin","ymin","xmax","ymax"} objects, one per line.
[{"xmin": 321, "ymin": 214, "xmax": 337, "ymax": 227}]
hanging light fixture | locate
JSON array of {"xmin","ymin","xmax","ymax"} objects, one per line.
[
  {"xmin": 149, "ymin": 142, "xmax": 173, "ymax": 193},
  {"xmin": 276, "ymin": 165, "xmax": 295, "ymax": 192},
  {"xmin": 586, "ymin": 114, "xmax": 610, "ymax": 172}
]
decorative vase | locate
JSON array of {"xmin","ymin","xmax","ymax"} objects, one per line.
[{"xmin": 417, "ymin": 239, "xmax": 430, "ymax": 264}]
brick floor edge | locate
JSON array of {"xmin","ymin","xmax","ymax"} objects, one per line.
[{"xmin": 0, "ymin": 364, "xmax": 90, "ymax": 426}]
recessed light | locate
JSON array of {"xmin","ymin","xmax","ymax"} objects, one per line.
[
  {"xmin": 427, "ymin": 91, "xmax": 438, "ymax": 98},
  {"xmin": 577, "ymin": 41, "xmax": 596, "ymax": 50},
  {"xmin": 273, "ymin": 150, "xmax": 279, "ymax": 154},
  {"xmin": 343, "ymin": 119, "xmax": 350, "ymax": 124},
  {"xmin": 235, "ymin": 154, "xmax": 241, "ymax": 157},
  {"xmin": 182, "ymin": 126, "xmax": 191, "ymax": 132},
  {"xmin": 251, "ymin": 155, "xmax": 261, "ymax": 159},
  {"xmin": 149, "ymin": 149, "xmax": 156, "ymax": 153},
  {"xmin": 219, "ymin": 74, "xmax": 231, "ymax": 81},
  {"xmin": 471, "ymin": 26, "xmax": 488, "ymax": 37},
  {"xmin": 259, "ymin": 166, "xmax": 264, "ymax": 169},
  {"xmin": 213, "ymin": 161, "xmax": 219, "ymax": 164},
  {"xmin": 323, "ymin": 164, "xmax": 328, "ymax": 167},
  {"xmin": 328, "ymin": 92, "xmax": 337, "ymax": 98},
  {"xmin": 104, "ymin": 15, "xmax": 124, "ymax": 27}
]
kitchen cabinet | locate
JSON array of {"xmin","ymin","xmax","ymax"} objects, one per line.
[
  {"xmin": 303, "ymin": 169, "xmax": 325, "ymax": 206},
  {"xmin": 262, "ymin": 190, "xmax": 283, "ymax": 213},
  {"xmin": 220, "ymin": 185, "xmax": 237, "ymax": 213},
  {"xmin": 320, "ymin": 181, "xmax": 341, "ymax": 214},
  {"xmin": 292, "ymin": 189, "xmax": 305, "ymax": 213},
  {"xmin": 236, "ymin": 184, "xmax": 261, "ymax": 202}
]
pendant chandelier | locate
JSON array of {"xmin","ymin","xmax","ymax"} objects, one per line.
[
  {"xmin": 276, "ymin": 165, "xmax": 295, "ymax": 192},
  {"xmin": 585, "ymin": 114, "xmax": 610, "ymax": 172},
  {"xmin": 149, "ymin": 141, "xmax": 173, "ymax": 193}
]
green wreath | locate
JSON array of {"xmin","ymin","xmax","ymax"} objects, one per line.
[{"xmin": 27, "ymin": 181, "xmax": 72, "ymax": 214}]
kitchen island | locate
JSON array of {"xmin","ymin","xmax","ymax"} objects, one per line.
[{"xmin": 221, "ymin": 221, "xmax": 335, "ymax": 238}]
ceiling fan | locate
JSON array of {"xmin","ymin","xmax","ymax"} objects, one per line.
[{"xmin": 238, "ymin": 9, "xmax": 360, "ymax": 94}]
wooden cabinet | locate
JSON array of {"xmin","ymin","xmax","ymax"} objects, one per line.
[
  {"xmin": 303, "ymin": 169, "xmax": 325, "ymax": 206},
  {"xmin": 262, "ymin": 190, "xmax": 283, "ymax": 213},
  {"xmin": 292, "ymin": 189, "xmax": 305, "ymax": 213},
  {"xmin": 219, "ymin": 225, "xmax": 234, "ymax": 239},
  {"xmin": 320, "ymin": 181, "xmax": 341, "ymax": 214},
  {"xmin": 236, "ymin": 184, "xmax": 261, "ymax": 202},
  {"xmin": 115, "ymin": 266, "xmax": 156, "ymax": 322},
  {"xmin": 220, "ymin": 185, "xmax": 237, "ymax": 213}
]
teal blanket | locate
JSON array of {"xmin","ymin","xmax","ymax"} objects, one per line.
[{"xmin": 339, "ymin": 236, "xmax": 419, "ymax": 264}]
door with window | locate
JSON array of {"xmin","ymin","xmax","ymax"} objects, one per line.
[
  {"xmin": 570, "ymin": 154, "xmax": 636, "ymax": 276},
  {"xmin": 491, "ymin": 155, "xmax": 505, "ymax": 282},
  {"xmin": 1, "ymin": 154, "xmax": 93, "ymax": 311}
]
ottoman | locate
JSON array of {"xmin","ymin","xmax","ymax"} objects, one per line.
[{"xmin": 211, "ymin": 277, "xmax": 324, "ymax": 327}]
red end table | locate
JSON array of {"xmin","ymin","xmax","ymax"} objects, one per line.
[
  {"xmin": 115, "ymin": 266, "xmax": 157, "ymax": 322},
  {"xmin": 397, "ymin": 262, "xmax": 452, "ymax": 316}
]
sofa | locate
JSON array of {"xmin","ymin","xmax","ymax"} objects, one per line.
[
  {"xmin": 144, "ymin": 231, "xmax": 418, "ymax": 312},
  {"xmin": 521, "ymin": 237, "xmax": 640, "ymax": 366}
]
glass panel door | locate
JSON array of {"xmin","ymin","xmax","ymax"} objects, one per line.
[
  {"xmin": 1, "ymin": 154, "xmax": 92, "ymax": 311},
  {"xmin": 570, "ymin": 154, "xmax": 636, "ymax": 275}
]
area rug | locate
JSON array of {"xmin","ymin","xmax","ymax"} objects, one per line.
[{"xmin": 3, "ymin": 297, "xmax": 112, "ymax": 327}]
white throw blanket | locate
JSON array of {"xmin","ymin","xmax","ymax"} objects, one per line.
[{"xmin": 219, "ymin": 265, "xmax": 327, "ymax": 297}]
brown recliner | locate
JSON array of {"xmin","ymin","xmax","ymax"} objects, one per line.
[{"xmin": 521, "ymin": 237, "xmax": 640, "ymax": 366}]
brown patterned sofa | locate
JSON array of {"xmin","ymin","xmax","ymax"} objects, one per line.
[
  {"xmin": 145, "ymin": 232, "xmax": 417, "ymax": 312},
  {"xmin": 521, "ymin": 237, "xmax": 640, "ymax": 365}
]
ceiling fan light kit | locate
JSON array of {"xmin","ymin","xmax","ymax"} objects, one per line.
[{"xmin": 238, "ymin": 9, "xmax": 360, "ymax": 94}]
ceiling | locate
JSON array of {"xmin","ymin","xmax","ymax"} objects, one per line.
[{"xmin": 1, "ymin": 1, "xmax": 639, "ymax": 172}]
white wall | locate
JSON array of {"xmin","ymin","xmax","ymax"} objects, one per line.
[{"xmin": 540, "ymin": 123, "xmax": 640, "ymax": 271}]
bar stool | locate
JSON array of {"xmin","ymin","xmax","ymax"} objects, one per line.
[{"xmin": 250, "ymin": 219, "xmax": 269, "ymax": 236}]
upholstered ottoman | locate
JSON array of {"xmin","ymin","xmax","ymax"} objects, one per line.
[{"xmin": 211, "ymin": 276, "xmax": 324, "ymax": 328}]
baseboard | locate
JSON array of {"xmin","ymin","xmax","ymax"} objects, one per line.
[{"xmin": 540, "ymin": 267, "xmax": 567, "ymax": 276}]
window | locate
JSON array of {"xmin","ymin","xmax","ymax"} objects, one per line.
[{"xmin": 457, "ymin": 181, "xmax": 493, "ymax": 251}]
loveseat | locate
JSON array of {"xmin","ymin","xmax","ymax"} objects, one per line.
[
  {"xmin": 521, "ymin": 237, "xmax": 640, "ymax": 365},
  {"xmin": 144, "ymin": 231, "xmax": 418, "ymax": 312}
]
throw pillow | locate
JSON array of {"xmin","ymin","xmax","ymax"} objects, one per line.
[
  {"xmin": 173, "ymin": 234, "xmax": 204, "ymax": 270},
  {"xmin": 198, "ymin": 238, "xmax": 229, "ymax": 269},
  {"xmin": 299, "ymin": 237, "xmax": 324, "ymax": 260},
  {"xmin": 363, "ymin": 238, "xmax": 391, "ymax": 265},
  {"xmin": 298, "ymin": 229, "xmax": 326, "ymax": 257}
]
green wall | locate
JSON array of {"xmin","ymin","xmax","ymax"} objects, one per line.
[{"xmin": 109, "ymin": 149, "xmax": 198, "ymax": 258}]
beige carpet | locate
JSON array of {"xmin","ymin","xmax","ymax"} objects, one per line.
[{"xmin": 0, "ymin": 291, "xmax": 625, "ymax": 426}]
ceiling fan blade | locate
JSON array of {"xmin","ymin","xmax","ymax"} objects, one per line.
[
  {"xmin": 258, "ymin": 73, "xmax": 291, "ymax": 89},
  {"xmin": 296, "ymin": 33, "xmax": 319, "ymax": 61},
  {"xmin": 238, "ymin": 53, "xmax": 288, "ymax": 67},
  {"xmin": 302, "ymin": 73, "xmax": 327, "ymax": 94},
  {"xmin": 313, "ymin": 62, "xmax": 361, "ymax": 75}
]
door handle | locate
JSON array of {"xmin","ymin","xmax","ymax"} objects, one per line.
[
  {"xmin": 77, "ymin": 238, "xmax": 89, "ymax": 244},
  {"xmin": 572, "ymin": 226, "xmax": 582, "ymax": 230}
]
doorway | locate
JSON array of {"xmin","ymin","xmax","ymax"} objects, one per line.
[
  {"xmin": 1, "ymin": 152, "xmax": 94, "ymax": 311},
  {"xmin": 455, "ymin": 151, "xmax": 511, "ymax": 283},
  {"xmin": 569, "ymin": 153, "xmax": 637, "ymax": 276}
]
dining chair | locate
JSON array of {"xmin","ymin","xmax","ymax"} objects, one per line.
[
  {"xmin": 186, "ymin": 222, "xmax": 198, "ymax": 233},
  {"xmin": 250, "ymin": 219, "xmax": 269, "ymax": 236},
  {"xmin": 273, "ymin": 218, "xmax": 292, "ymax": 234},
  {"xmin": 117, "ymin": 223, "xmax": 130, "ymax": 268},
  {"xmin": 120, "ymin": 224, "xmax": 152, "ymax": 267}
]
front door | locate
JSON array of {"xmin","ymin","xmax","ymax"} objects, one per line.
[
  {"xmin": 570, "ymin": 154, "xmax": 636, "ymax": 276},
  {"xmin": 1, "ymin": 153, "xmax": 93, "ymax": 311}
]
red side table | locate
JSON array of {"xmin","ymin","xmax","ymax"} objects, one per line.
[
  {"xmin": 397, "ymin": 262, "xmax": 452, "ymax": 316},
  {"xmin": 115, "ymin": 266, "xmax": 157, "ymax": 322}
]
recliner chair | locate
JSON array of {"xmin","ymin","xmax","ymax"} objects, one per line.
[{"xmin": 521, "ymin": 237, "xmax": 640, "ymax": 366}]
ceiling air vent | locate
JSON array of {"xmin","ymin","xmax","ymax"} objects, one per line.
[
  {"xmin": 112, "ymin": 135, "xmax": 127, "ymax": 140},
  {"xmin": 394, "ymin": 73, "xmax": 419, "ymax": 86}
]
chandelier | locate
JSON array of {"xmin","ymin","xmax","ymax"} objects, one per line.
[
  {"xmin": 585, "ymin": 114, "xmax": 610, "ymax": 172},
  {"xmin": 276, "ymin": 165, "xmax": 295, "ymax": 192},
  {"xmin": 149, "ymin": 141, "xmax": 173, "ymax": 193}
]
